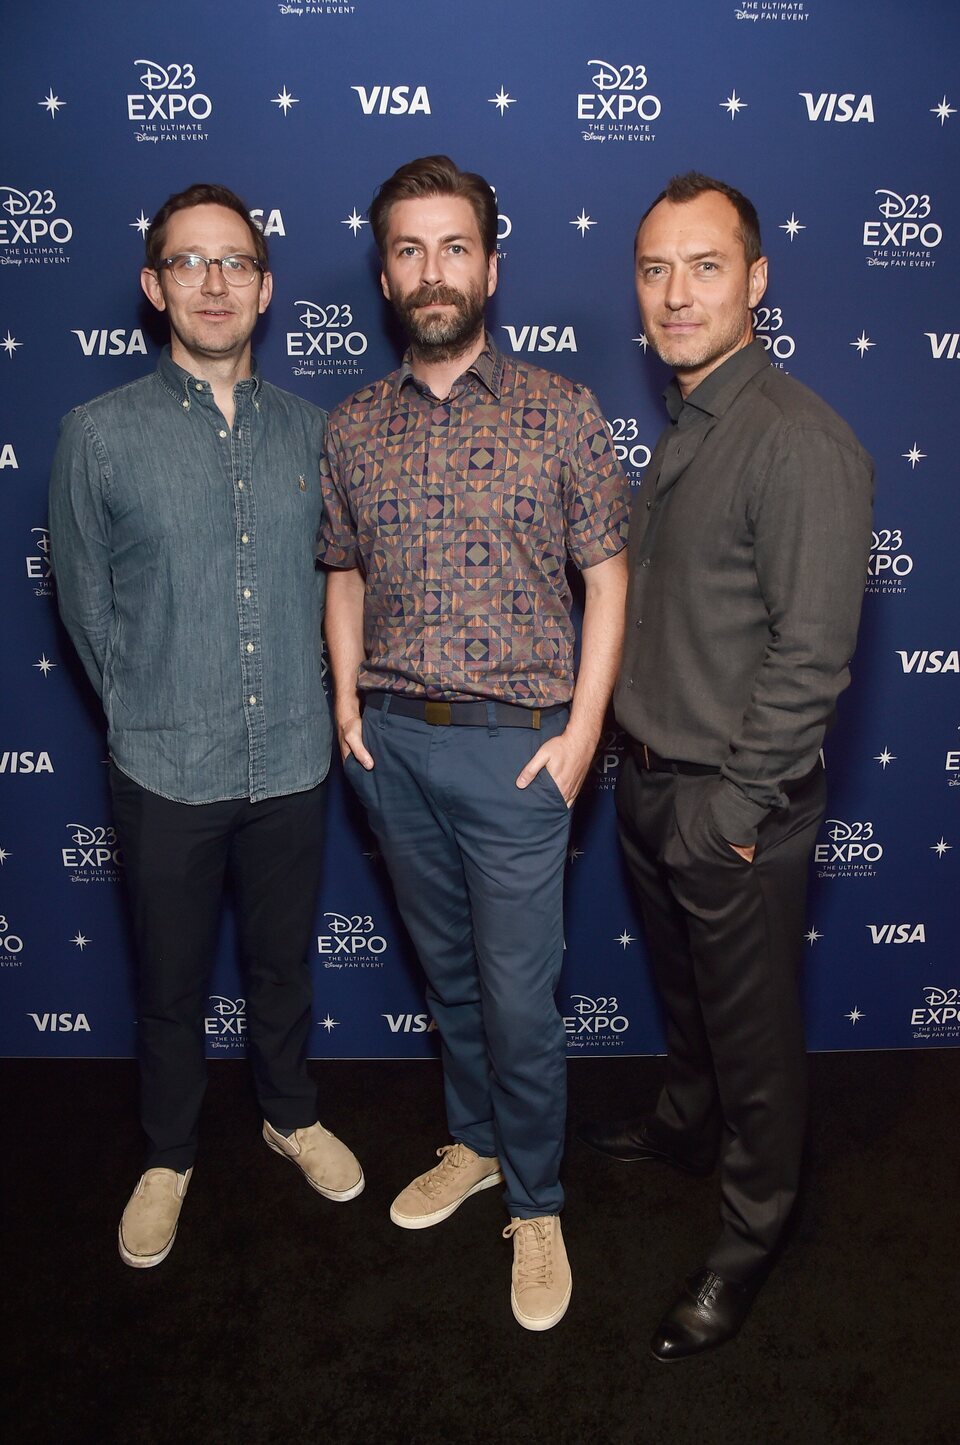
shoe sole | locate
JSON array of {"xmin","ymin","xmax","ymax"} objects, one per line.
[
  {"xmin": 511, "ymin": 1277, "xmax": 573, "ymax": 1332},
  {"xmin": 389, "ymin": 1169, "xmax": 504, "ymax": 1230},
  {"xmin": 118, "ymin": 1223, "xmax": 177, "ymax": 1269},
  {"xmin": 264, "ymin": 1133, "xmax": 366, "ymax": 1201}
]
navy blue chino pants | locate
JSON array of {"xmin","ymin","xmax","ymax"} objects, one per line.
[{"xmin": 346, "ymin": 698, "xmax": 573, "ymax": 1218}]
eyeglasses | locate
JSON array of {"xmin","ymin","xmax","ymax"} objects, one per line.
[{"xmin": 157, "ymin": 253, "xmax": 264, "ymax": 288}]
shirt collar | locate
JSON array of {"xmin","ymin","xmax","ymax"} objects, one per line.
[
  {"xmin": 393, "ymin": 332, "xmax": 504, "ymax": 402},
  {"xmin": 156, "ymin": 343, "xmax": 263, "ymax": 406},
  {"xmin": 664, "ymin": 338, "xmax": 769, "ymax": 423}
]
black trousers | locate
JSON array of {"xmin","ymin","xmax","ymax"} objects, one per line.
[
  {"xmin": 615, "ymin": 754, "xmax": 827, "ymax": 1281},
  {"xmin": 109, "ymin": 767, "xmax": 326, "ymax": 1170}
]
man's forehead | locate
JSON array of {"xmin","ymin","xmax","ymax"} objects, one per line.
[
  {"xmin": 637, "ymin": 193, "xmax": 744, "ymax": 254},
  {"xmin": 386, "ymin": 194, "xmax": 481, "ymax": 240}
]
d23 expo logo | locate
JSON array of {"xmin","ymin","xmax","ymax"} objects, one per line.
[
  {"xmin": 814, "ymin": 819, "xmax": 883, "ymax": 880},
  {"xmin": 26, "ymin": 526, "xmax": 53, "ymax": 598},
  {"xmin": 287, "ymin": 301, "xmax": 367, "ymax": 381},
  {"xmin": 317, "ymin": 912, "xmax": 387, "ymax": 969},
  {"xmin": 607, "ymin": 419, "xmax": 652, "ymax": 485},
  {"xmin": 591, "ymin": 728, "xmax": 625, "ymax": 792},
  {"xmin": 866, "ymin": 528, "xmax": 913, "ymax": 596},
  {"xmin": 562, "ymin": 994, "xmax": 630, "ymax": 1050},
  {"xmin": 910, "ymin": 987, "xmax": 960, "ymax": 1042},
  {"xmin": 864, "ymin": 191, "xmax": 942, "ymax": 269},
  {"xmin": 577, "ymin": 59, "xmax": 662, "ymax": 143},
  {"xmin": 751, "ymin": 306, "xmax": 796, "ymax": 367},
  {"xmin": 127, "ymin": 59, "xmax": 212, "ymax": 143},
  {"xmin": 0, "ymin": 914, "xmax": 25, "ymax": 968},
  {"xmin": 61, "ymin": 824, "xmax": 123, "ymax": 883},
  {"xmin": 0, "ymin": 186, "xmax": 73, "ymax": 266},
  {"xmin": 204, "ymin": 996, "xmax": 247, "ymax": 1051}
]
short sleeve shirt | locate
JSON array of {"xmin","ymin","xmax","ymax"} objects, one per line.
[{"xmin": 318, "ymin": 338, "xmax": 628, "ymax": 706}]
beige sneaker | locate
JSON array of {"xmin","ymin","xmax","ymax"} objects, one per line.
[
  {"xmin": 118, "ymin": 1167, "xmax": 193, "ymax": 1268},
  {"xmin": 503, "ymin": 1215, "xmax": 572, "ymax": 1331},
  {"xmin": 263, "ymin": 1120, "xmax": 364, "ymax": 1201},
  {"xmin": 390, "ymin": 1142, "xmax": 503, "ymax": 1229}
]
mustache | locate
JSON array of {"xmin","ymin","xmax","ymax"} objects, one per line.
[{"xmin": 405, "ymin": 285, "xmax": 465, "ymax": 308}]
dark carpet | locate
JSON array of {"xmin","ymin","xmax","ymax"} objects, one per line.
[{"xmin": 4, "ymin": 1050, "xmax": 955, "ymax": 1444}]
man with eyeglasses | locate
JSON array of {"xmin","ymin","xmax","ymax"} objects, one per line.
[{"xmin": 50, "ymin": 182, "xmax": 363, "ymax": 1269}]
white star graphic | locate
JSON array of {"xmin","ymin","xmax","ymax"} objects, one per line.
[
  {"xmin": 130, "ymin": 211, "xmax": 151, "ymax": 237},
  {"xmin": 39, "ymin": 88, "xmax": 66, "ymax": 117},
  {"xmin": 272, "ymin": 87, "xmax": 299, "ymax": 114},
  {"xmin": 632, "ymin": 334, "xmax": 650, "ymax": 352},
  {"xmin": 873, "ymin": 748, "xmax": 896, "ymax": 769},
  {"xmin": 721, "ymin": 90, "xmax": 747, "ymax": 119},
  {"xmin": 615, "ymin": 930, "xmax": 635, "ymax": 949},
  {"xmin": 71, "ymin": 933, "xmax": 90, "ymax": 950},
  {"xmin": 931, "ymin": 96, "xmax": 956, "ymax": 125},
  {"xmin": 804, "ymin": 928, "xmax": 822, "ymax": 945},
  {"xmin": 34, "ymin": 655, "xmax": 56, "ymax": 676},
  {"xmin": 570, "ymin": 210, "xmax": 597, "ymax": 236},
  {"xmin": 319, "ymin": 1014, "xmax": 340, "ymax": 1033},
  {"xmin": 931, "ymin": 837, "xmax": 952, "ymax": 858},
  {"xmin": 0, "ymin": 847, "xmax": 10, "ymax": 865},
  {"xmin": 568, "ymin": 846, "xmax": 584, "ymax": 863},
  {"xmin": 902, "ymin": 443, "xmax": 926, "ymax": 469},
  {"xmin": 341, "ymin": 209, "xmax": 368, "ymax": 236},
  {"xmin": 846, "ymin": 1007, "xmax": 864, "ymax": 1025},
  {"xmin": 488, "ymin": 87, "xmax": 516, "ymax": 115},
  {"xmin": 851, "ymin": 331, "xmax": 875, "ymax": 357},
  {"xmin": 779, "ymin": 212, "xmax": 806, "ymax": 241},
  {"xmin": 2, "ymin": 332, "xmax": 22, "ymax": 358}
]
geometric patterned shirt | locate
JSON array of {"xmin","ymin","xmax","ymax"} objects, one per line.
[{"xmin": 317, "ymin": 338, "xmax": 628, "ymax": 705}]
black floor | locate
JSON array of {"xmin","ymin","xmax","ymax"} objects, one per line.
[{"xmin": 5, "ymin": 1050, "xmax": 955, "ymax": 1444}]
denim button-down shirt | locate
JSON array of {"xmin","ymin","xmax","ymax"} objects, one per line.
[{"xmin": 49, "ymin": 347, "xmax": 332, "ymax": 804}]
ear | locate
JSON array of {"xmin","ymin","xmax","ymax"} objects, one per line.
[
  {"xmin": 141, "ymin": 267, "xmax": 166, "ymax": 313},
  {"xmin": 380, "ymin": 267, "xmax": 392, "ymax": 302},
  {"xmin": 486, "ymin": 250, "xmax": 498, "ymax": 299},
  {"xmin": 748, "ymin": 255, "xmax": 768, "ymax": 308},
  {"xmin": 257, "ymin": 270, "xmax": 273, "ymax": 316}
]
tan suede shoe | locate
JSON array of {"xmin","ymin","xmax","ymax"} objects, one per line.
[
  {"xmin": 503, "ymin": 1215, "xmax": 572, "ymax": 1331},
  {"xmin": 390, "ymin": 1142, "xmax": 503, "ymax": 1229},
  {"xmin": 262, "ymin": 1120, "xmax": 364, "ymax": 1201},
  {"xmin": 118, "ymin": 1166, "xmax": 193, "ymax": 1268}
]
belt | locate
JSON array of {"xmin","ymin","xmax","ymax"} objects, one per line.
[
  {"xmin": 363, "ymin": 691, "xmax": 567, "ymax": 730},
  {"xmin": 632, "ymin": 742, "xmax": 720, "ymax": 777}
]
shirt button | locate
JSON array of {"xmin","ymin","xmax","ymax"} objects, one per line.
[
  {"xmin": 645, "ymin": 501, "xmax": 652, "ymax": 510},
  {"xmin": 237, "ymin": 480, "xmax": 245, "ymax": 490},
  {"xmin": 181, "ymin": 400, "xmax": 189, "ymax": 410},
  {"xmin": 219, "ymin": 429, "xmax": 227, "ymax": 439},
  {"xmin": 248, "ymin": 695, "xmax": 257, "ymax": 705},
  {"xmin": 195, "ymin": 382, "xmax": 203, "ymax": 392},
  {"xmin": 241, "ymin": 533, "xmax": 249, "ymax": 544},
  {"xmin": 243, "ymin": 588, "xmax": 252, "ymax": 600},
  {"xmin": 641, "ymin": 558, "xmax": 651, "ymax": 567},
  {"xmin": 246, "ymin": 642, "xmax": 255, "ymax": 653}
]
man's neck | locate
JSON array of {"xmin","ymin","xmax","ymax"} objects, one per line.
[
  {"xmin": 408, "ymin": 330, "xmax": 486, "ymax": 401},
  {"xmin": 169, "ymin": 340, "xmax": 253, "ymax": 428}
]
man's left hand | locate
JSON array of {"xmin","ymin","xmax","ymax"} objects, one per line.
[{"xmin": 515, "ymin": 730, "xmax": 595, "ymax": 808}]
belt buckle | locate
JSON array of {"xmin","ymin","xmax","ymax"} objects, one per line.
[{"xmin": 424, "ymin": 701, "xmax": 452, "ymax": 726}]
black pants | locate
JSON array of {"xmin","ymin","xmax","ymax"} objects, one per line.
[
  {"xmin": 110, "ymin": 767, "xmax": 326, "ymax": 1170},
  {"xmin": 615, "ymin": 755, "xmax": 827, "ymax": 1281}
]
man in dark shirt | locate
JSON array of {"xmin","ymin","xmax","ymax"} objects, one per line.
[
  {"xmin": 50, "ymin": 183, "xmax": 363, "ymax": 1271},
  {"xmin": 320, "ymin": 156, "xmax": 628, "ymax": 1331},
  {"xmin": 581, "ymin": 172, "xmax": 873, "ymax": 1358}
]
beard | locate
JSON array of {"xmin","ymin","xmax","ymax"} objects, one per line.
[{"xmin": 392, "ymin": 281, "xmax": 487, "ymax": 363}]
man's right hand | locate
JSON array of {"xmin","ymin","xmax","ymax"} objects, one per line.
[{"xmin": 339, "ymin": 713, "xmax": 374, "ymax": 769}]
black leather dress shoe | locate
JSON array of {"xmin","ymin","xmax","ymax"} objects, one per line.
[
  {"xmin": 577, "ymin": 1117, "xmax": 713, "ymax": 1176},
  {"xmin": 650, "ymin": 1268, "xmax": 760, "ymax": 1361}
]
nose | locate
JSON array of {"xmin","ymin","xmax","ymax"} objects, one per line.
[
  {"xmin": 419, "ymin": 245, "xmax": 443, "ymax": 288},
  {"xmin": 664, "ymin": 266, "xmax": 693, "ymax": 311},
  {"xmin": 201, "ymin": 259, "xmax": 229, "ymax": 297}
]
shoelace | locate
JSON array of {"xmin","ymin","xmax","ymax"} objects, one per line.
[
  {"xmin": 417, "ymin": 1142, "xmax": 472, "ymax": 1198},
  {"xmin": 503, "ymin": 1218, "xmax": 553, "ymax": 1289}
]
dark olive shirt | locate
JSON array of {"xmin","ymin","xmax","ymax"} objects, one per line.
[{"xmin": 615, "ymin": 341, "xmax": 874, "ymax": 844}]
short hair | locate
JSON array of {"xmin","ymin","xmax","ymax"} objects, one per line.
[
  {"xmin": 145, "ymin": 183, "xmax": 269, "ymax": 271},
  {"xmin": 635, "ymin": 172, "xmax": 762, "ymax": 266},
  {"xmin": 369, "ymin": 155, "xmax": 498, "ymax": 258}
]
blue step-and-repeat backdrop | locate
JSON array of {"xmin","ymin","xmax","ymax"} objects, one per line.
[{"xmin": 1, "ymin": 0, "xmax": 957, "ymax": 1060}]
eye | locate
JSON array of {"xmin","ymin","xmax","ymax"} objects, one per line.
[
  {"xmin": 448, "ymin": 244, "xmax": 465, "ymax": 255},
  {"xmin": 698, "ymin": 261, "xmax": 718, "ymax": 273},
  {"xmin": 641, "ymin": 265, "xmax": 664, "ymax": 280}
]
